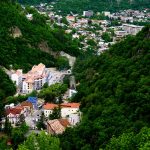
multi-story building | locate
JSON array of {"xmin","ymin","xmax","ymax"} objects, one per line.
[
  {"xmin": 122, "ymin": 24, "xmax": 144, "ymax": 35},
  {"xmin": 22, "ymin": 63, "xmax": 49, "ymax": 94},
  {"xmin": 11, "ymin": 69, "xmax": 22, "ymax": 89}
]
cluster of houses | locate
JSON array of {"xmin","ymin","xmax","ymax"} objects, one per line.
[
  {"xmin": 44, "ymin": 102, "xmax": 80, "ymax": 134},
  {"xmin": 9, "ymin": 63, "xmax": 70, "ymax": 94},
  {"xmin": 3, "ymin": 97, "xmax": 37, "ymax": 126},
  {"xmin": 23, "ymin": 3, "xmax": 149, "ymax": 56},
  {"xmin": 2, "ymin": 96, "xmax": 80, "ymax": 135}
]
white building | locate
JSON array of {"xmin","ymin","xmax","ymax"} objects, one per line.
[
  {"xmin": 43, "ymin": 103, "xmax": 80, "ymax": 118},
  {"xmin": 11, "ymin": 69, "xmax": 22, "ymax": 88},
  {"xmin": 83, "ymin": 10, "xmax": 93, "ymax": 17},
  {"xmin": 61, "ymin": 103, "xmax": 80, "ymax": 118},
  {"xmin": 122, "ymin": 24, "xmax": 144, "ymax": 35},
  {"xmin": 22, "ymin": 63, "xmax": 49, "ymax": 94},
  {"xmin": 43, "ymin": 103, "xmax": 58, "ymax": 118}
]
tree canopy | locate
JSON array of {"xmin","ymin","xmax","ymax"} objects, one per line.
[{"xmin": 59, "ymin": 25, "xmax": 150, "ymax": 149}]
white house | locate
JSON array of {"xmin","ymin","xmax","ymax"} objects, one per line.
[
  {"xmin": 43, "ymin": 103, "xmax": 58, "ymax": 117},
  {"xmin": 61, "ymin": 103, "xmax": 80, "ymax": 118},
  {"xmin": 11, "ymin": 69, "xmax": 22, "ymax": 88},
  {"xmin": 43, "ymin": 103, "xmax": 80, "ymax": 118}
]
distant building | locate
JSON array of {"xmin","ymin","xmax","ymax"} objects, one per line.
[
  {"xmin": 66, "ymin": 16, "xmax": 75, "ymax": 22},
  {"xmin": 114, "ymin": 30, "xmax": 127, "ymax": 41},
  {"xmin": 103, "ymin": 11, "xmax": 111, "ymax": 17},
  {"xmin": 47, "ymin": 119, "xmax": 70, "ymax": 134},
  {"xmin": 122, "ymin": 24, "xmax": 144, "ymax": 35},
  {"xmin": 83, "ymin": 10, "xmax": 93, "ymax": 17},
  {"xmin": 26, "ymin": 14, "xmax": 33, "ymax": 20}
]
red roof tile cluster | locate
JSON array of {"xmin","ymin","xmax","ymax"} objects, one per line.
[
  {"xmin": 43, "ymin": 103, "xmax": 80, "ymax": 110},
  {"xmin": 6, "ymin": 107, "xmax": 23, "ymax": 115},
  {"xmin": 43, "ymin": 103, "xmax": 58, "ymax": 110},
  {"xmin": 60, "ymin": 103, "xmax": 80, "ymax": 108}
]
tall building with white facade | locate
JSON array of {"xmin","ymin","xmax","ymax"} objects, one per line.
[{"xmin": 22, "ymin": 63, "xmax": 49, "ymax": 94}]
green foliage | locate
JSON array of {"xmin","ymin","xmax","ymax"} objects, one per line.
[
  {"xmin": 0, "ymin": 69, "xmax": 16, "ymax": 102},
  {"xmin": 0, "ymin": 2, "xmax": 80, "ymax": 72},
  {"xmin": 49, "ymin": 106, "xmax": 61, "ymax": 120},
  {"xmin": 17, "ymin": 131, "xmax": 61, "ymax": 150},
  {"xmin": 59, "ymin": 26, "xmax": 150, "ymax": 149},
  {"xmin": 51, "ymin": 0, "xmax": 150, "ymax": 15},
  {"xmin": 38, "ymin": 83, "xmax": 67, "ymax": 102},
  {"xmin": 56, "ymin": 56, "xmax": 70, "ymax": 70},
  {"xmin": 101, "ymin": 32, "xmax": 112, "ymax": 42}
]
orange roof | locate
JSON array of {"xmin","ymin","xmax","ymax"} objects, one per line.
[
  {"xmin": 21, "ymin": 101, "xmax": 33, "ymax": 108},
  {"xmin": 60, "ymin": 103, "xmax": 80, "ymax": 108},
  {"xmin": 59, "ymin": 119, "xmax": 70, "ymax": 127},
  {"xmin": 6, "ymin": 108, "xmax": 22, "ymax": 115},
  {"xmin": 43, "ymin": 103, "xmax": 58, "ymax": 110}
]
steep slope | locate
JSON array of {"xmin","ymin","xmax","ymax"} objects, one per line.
[
  {"xmin": 0, "ymin": 1, "xmax": 80, "ymax": 72},
  {"xmin": 60, "ymin": 26, "xmax": 150, "ymax": 150}
]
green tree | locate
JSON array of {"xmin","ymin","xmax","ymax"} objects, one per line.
[
  {"xmin": 49, "ymin": 106, "xmax": 61, "ymax": 120},
  {"xmin": 101, "ymin": 32, "xmax": 112, "ymax": 42},
  {"xmin": 18, "ymin": 131, "xmax": 61, "ymax": 150}
]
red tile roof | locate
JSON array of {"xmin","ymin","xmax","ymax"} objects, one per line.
[
  {"xmin": 60, "ymin": 103, "xmax": 80, "ymax": 108},
  {"xmin": 6, "ymin": 108, "xmax": 22, "ymax": 115},
  {"xmin": 43, "ymin": 103, "xmax": 58, "ymax": 110}
]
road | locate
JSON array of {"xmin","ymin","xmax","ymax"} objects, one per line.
[{"xmin": 25, "ymin": 109, "xmax": 42, "ymax": 129}]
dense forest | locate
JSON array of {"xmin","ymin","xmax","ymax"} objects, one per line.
[
  {"xmin": 20, "ymin": 0, "xmax": 150, "ymax": 14},
  {"xmin": 59, "ymin": 26, "xmax": 150, "ymax": 149},
  {"xmin": 0, "ymin": 1, "xmax": 81, "ymax": 72}
]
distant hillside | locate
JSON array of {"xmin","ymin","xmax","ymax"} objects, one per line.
[
  {"xmin": 60, "ymin": 25, "xmax": 150, "ymax": 149},
  {"xmin": 20, "ymin": 0, "xmax": 150, "ymax": 14}
]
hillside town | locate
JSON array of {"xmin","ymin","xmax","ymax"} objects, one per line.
[
  {"xmin": 0, "ymin": 1, "xmax": 150, "ymax": 149},
  {"xmin": 25, "ymin": 3, "xmax": 150, "ymax": 55}
]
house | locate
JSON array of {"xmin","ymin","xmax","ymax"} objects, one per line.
[
  {"xmin": 43, "ymin": 103, "xmax": 58, "ymax": 117},
  {"xmin": 47, "ymin": 119, "xmax": 70, "ymax": 134},
  {"xmin": 43, "ymin": 102, "xmax": 80, "ymax": 118},
  {"xmin": 11, "ymin": 69, "xmax": 22, "ymax": 88},
  {"xmin": 103, "ymin": 11, "xmax": 111, "ymax": 17},
  {"xmin": 61, "ymin": 103, "xmax": 80, "ymax": 118},
  {"xmin": 83, "ymin": 10, "xmax": 93, "ymax": 17},
  {"xmin": 66, "ymin": 16, "xmax": 75, "ymax": 22},
  {"xmin": 20, "ymin": 101, "xmax": 33, "ymax": 115},
  {"xmin": 6, "ymin": 107, "xmax": 24, "ymax": 124},
  {"xmin": 27, "ymin": 97, "xmax": 38, "ymax": 110}
]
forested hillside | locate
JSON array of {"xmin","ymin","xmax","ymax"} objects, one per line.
[
  {"xmin": 59, "ymin": 26, "xmax": 150, "ymax": 149},
  {"xmin": 0, "ymin": 1, "xmax": 80, "ymax": 72},
  {"xmin": 20, "ymin": 0, "xmax": 150, "ymax": 14}
]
